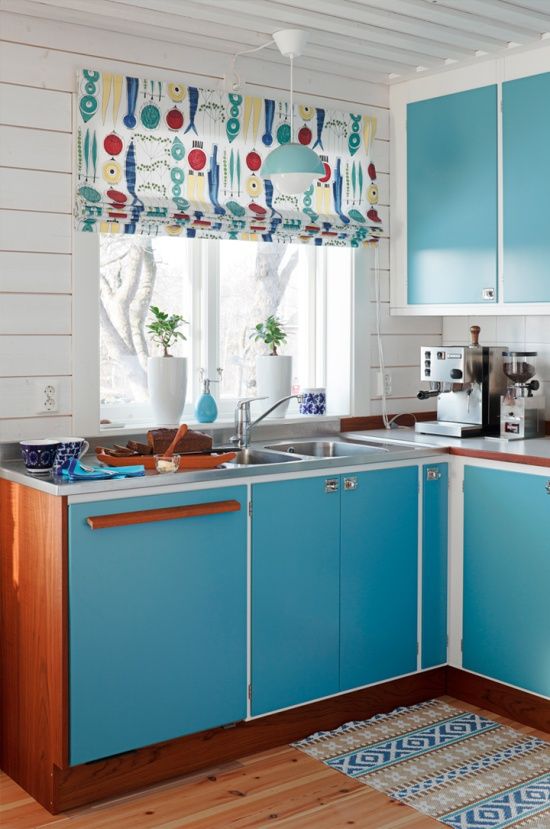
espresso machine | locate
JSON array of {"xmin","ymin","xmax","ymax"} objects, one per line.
[
  {"xmin": 500, "ymin": 351, "xmax": 545, "ymax": 439},
  {"xmin": 415, "ymin": 326, "xmax": 509, "ymax": 438}
]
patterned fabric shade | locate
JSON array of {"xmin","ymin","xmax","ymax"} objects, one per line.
[{"xmin": 75, "ymin": 69, "xmax": 383, "ymax": 246}]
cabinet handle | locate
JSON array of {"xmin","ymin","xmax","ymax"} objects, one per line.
[
  {"xmin": 86, "ymin": 499, "xmax": 241, "ymax": 529},
  {"xmin": 545, "ymin": 481, "xmax": 550, "ymax": 495},
  {"xmin": 344, "ymin": 477, "xmax": 358, "ymax": 491},
  {"xmin": 324, "ymin": 478, "xmax": 339, "ymax": 493},
  {"xmin": 426, "ymin": 467, "xmax": 441, "ymax": 481}
]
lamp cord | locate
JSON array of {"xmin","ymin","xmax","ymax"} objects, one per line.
[{"xmin": 229, "ymin": 39, "xmax": 275, "ymax": 90}]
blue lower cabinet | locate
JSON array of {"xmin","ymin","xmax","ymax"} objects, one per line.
[
  {"xmin": 251, "ymin": 476, "xmax": 341, "ymax": 716},
  {"xmin": 422, "ymin": 463, "xmax": 448, "ymax": 668},
  {"xmin": 340, "ymin": 466, "xmax": 419, "ymax": 691},
  {"xmin": 68, "ymin": 486, "xmax": 248, "ymax": 765},
  {"xmin": 463, "ymin": 466, "xmax": 550, "ymax": 697}
]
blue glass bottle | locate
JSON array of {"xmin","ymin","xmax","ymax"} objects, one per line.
[{"xmin": 195, "ymin": 369, "xmax": 222, "ymax": 423}]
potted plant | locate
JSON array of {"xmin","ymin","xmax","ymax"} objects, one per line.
[
  {"xmin": 251, "ymin": 314, "xmax": 292, "ymax": 418},
  {"xmin": 146, "ymin": 305, "xmax": 189, "ymax": 425}
]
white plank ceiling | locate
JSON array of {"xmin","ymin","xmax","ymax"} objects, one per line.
[{"xmin": 2, "ymin": 0, "xmax": 549, "ymax": 84}]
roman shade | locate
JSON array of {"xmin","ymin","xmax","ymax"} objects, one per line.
[{"xmin": 75, "ymin": 69, "xmax": 383, "ymax": 246}]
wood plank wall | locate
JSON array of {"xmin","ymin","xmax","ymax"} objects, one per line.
[{"xmin": 0, "ymin": 8, "xmax": 442, "ymax": 440}]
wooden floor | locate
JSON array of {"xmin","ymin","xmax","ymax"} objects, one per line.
[{"xmin": 2, "ymin": 696, "xmax": 548, "ymax": 829}]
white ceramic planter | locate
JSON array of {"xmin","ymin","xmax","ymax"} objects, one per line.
[
  {"xmin": 256, "ymin": 355, "xmax": 292, "ymax": 418},
  {"xmin": 147, "ymin": 356, "xmax": 188, "ymax": 425}
]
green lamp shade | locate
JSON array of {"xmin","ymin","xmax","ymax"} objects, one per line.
[{"xmin": 261, "ymin": 142, "xmax": 325, "ymax": 195}]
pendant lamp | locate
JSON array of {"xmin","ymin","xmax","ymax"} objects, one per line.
[{"xmin": 261, "ymin": 30, "xmax": 325, "ymax": 195}]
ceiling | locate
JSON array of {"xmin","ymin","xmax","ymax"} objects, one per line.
[{"xmin": 6, "ymin": 0, "xmax": 550, "ymax": 84}]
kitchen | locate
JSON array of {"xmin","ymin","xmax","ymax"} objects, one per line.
[{"xmin": 0, "ymin": 1, "xmax": 549, "ymax": 827}]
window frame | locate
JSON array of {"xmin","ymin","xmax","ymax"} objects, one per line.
[{"xmin": 73, "ymin": 234, "xmax": 371, "ymax": 436}]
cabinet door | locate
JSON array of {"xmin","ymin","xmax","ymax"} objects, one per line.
[
  {"xmin": 422, "ymin": 463, "xmax": 448, "ymax": 669},
  {"xmin": 340, "ymin": 466, "xmax": 418, "ymax": 691},
  {"xmin": 503, "ymin": 72, "xmax": 550, "ymax": 303},
  {"xmin": 68, "ymin": 486, "xmax": 247, "ymax": 765},
  {"xmin": 463, "ymin": 466, "xmax": 550, "ymax": 697},
  {"xmin": 251, "ymin": 475, "xmax": 340, "ymax": 716},
  {"xmin": 407, "ymin": 85, "xmax": 498, "ymax": 305}
]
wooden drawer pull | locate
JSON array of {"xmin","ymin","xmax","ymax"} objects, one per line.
[{"xmin": 86, "ymin": 499, "xmax": 241, "ymax": 530}]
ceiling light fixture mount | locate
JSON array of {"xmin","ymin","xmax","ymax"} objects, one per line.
[{"xmin": 261, "ymin": 29, "xmax": 325, "ymax": 195}]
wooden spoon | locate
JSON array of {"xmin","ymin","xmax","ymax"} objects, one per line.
[{"xmin": 164, "ymin": 423, "xmax": 188, "ymax": 458}]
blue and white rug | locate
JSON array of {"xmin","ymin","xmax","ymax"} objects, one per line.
[{"xmin": 293, "ymin": 699, "xmax": 550, "ymax": 828}]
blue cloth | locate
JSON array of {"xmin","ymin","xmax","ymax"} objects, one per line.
[{"xmin": 60, "ymin": 458, "xmax": 145, "ymax": 480}]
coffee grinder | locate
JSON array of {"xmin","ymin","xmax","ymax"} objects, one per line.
[{"xmin": 500, "ymin": 351, "xmax": 545, "ymax": 439}]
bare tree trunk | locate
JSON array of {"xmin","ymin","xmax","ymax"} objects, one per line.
[
  {"xmin": 100, "ymin": 236, "xmax": 158, "ymax": 396},
  {"xmin": 130, "ymin": 239, "xmax": 156, "ymax": 370},
  {"xmin": 241, "ymin": 243, "xmax": 299, "ymax": 391}
]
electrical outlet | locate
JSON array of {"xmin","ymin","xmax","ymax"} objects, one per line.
[
  {"xmin": 377, "ymin": 372, "xmax": 392, "ymax": 396},
  {"xmin": 38, "ymin": 382, "xmax": 58, "ymax": 413}
]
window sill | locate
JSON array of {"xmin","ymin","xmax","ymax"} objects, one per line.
[{"xmin": 97, "ymin": 414, "xmax": 345, "ymax": 439}]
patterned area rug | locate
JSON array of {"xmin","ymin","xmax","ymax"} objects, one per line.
[{"xmin": 293, "ymin": 699, "xmax": 550, "ymax": 828}]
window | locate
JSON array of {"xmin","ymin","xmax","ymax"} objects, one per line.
[{"xmin": 99, "ymin": 236, "xmax": 353, "ymax": 426}]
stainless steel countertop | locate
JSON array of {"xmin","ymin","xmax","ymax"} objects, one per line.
[
  {"xmin": 0, "ymin": 437, "xmax": 445, "ymax": 497},
  {"xmin": 346, "ymin": 428, "xmax": 550, "ymax": 463}
]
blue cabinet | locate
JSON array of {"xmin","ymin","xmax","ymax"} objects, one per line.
[
  {"xmin": 340, "ymin": 466, "xmax": 419, "ymax": 690},
  {"xmin": 251, "ymin": 476, "xmax": 341, "ymax": 716},
  {"xmin": 422, "ymin": 463, "xmax": 448, "ymax": 669},
  {"xmin": 68, "ymin": 486, "xmax": 247, "ymax": 765},
  {"xmin": 503, "ymin": 72, "xmax": 550, "ymax": 303},
  {"xmin": 463, "ymin": 466, "xmax": 550, "ymax": 697},
  {"xmin": 407, "ymin": 85, "xmax": 498, "ymax": 305}
]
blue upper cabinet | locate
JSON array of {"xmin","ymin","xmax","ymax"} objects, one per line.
[
  {"xmin": 422, "ymin": 463, "xmax": 448, "ymax": 669},
  {"xmin": 340, "ymin": 466, "xmax": 418, "ymax": 691},
  {"xmin": 503, "ymin": 72, "xmax": 550, "ymax": 303},
  {"xmin": 407, "ymin": 85, "xmax": 498, "ymax": 305},
  {"xmin": 251, "ymin": 476, "xmax": 340, "ymax": 716},
  {"xmin": 68, "ymin": 486, "xmax": 247, "ymax": 765},
  {"xmin": 463, "ymin": 466, "xmax": 550, "ymax": 697}
]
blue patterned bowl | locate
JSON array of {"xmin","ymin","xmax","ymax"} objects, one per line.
[
  {"xmin": 299, "ymin": 388, "xmax": 327, "ymax": 416},
  {"xmin": 20, "ymin": 440, "xmax": 59, "ymax": 474}
]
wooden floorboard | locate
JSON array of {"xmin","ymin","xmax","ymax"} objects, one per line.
[{"xmin": 1, "ymin": 696, "xmax": 548, "ymax": 829}]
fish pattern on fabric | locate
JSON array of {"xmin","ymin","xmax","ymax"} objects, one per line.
[
  {"xmin": 75, "ymin": 70, "xmax": 383, "ymax": 246},
  {"xmin": 293, "ymin": 699, "xmax": 550, "ymax": 829}
]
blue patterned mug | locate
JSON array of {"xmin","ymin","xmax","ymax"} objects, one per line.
[
  {"xmin": 20, "ymin": 439, "xmax": 60, "ymax": 474},
  {"xmin": 299, "ymin": 388, "xmax": 327, "ymax": 416},
  {"xmin": 52, "ymin": 437, "xmax": 90, "ymax": 475}
]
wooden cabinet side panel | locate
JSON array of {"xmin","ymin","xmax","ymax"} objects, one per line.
[{"xmin": 0, "ymin": 480, "xmax": 67, "ymax": 809}]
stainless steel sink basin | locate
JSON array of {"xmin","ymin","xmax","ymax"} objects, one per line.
[
  {"xmin": 264, "ymin": 440, "xmax": 388, "ymax": 457},
  {"xmin": 226, "ymin": 448, "xmax": 302, "ymax": 466}
]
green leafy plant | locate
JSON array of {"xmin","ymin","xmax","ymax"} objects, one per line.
[
  {"xmin": 250, "ymin": 314, "xmax": 287, "ymax": 356},
  {"xmin": 146, "ymin": 305, "xmax": 188, "ymax": 357}
]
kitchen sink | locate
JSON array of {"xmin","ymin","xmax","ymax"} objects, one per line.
[
  {"xmin": 225, "ymin": 448, "xmax": 302, "ymax": 466},
  {"xmin": 264, "ymin": 440, "xmax": 388, "ymax": 457}
]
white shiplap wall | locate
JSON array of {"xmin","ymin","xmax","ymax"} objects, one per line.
[{"xmin": 0, "ymin": 9, "xmax": 441, "ymax": 439}]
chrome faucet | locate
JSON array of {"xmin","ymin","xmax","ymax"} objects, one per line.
[{"xmin": 231, "ymin": 394, "xmax": 304, "ymax": 449}]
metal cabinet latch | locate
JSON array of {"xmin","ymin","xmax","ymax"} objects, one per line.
[
  {"xmin": 324, "ymin": 478, "xmax": 339, "ymax": 493},
  {"xmin": 344, "ymin": 477, "xmax": 358, "ymax": 491},
  {"xmin": 482, "ymin": 287, "xmax": 495, "ymax": 301},
  {"xmin": 545, "ymin": 481, "xmax": 550, "ymax": 495},
  {"xmin": 426, "ymin": 467, "xmax": 441, "ymax": 481}
]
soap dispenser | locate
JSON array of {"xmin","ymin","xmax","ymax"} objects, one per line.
[{"xmin": 195, "ymin": 368, "xmax": 222, "ymax": 423}]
